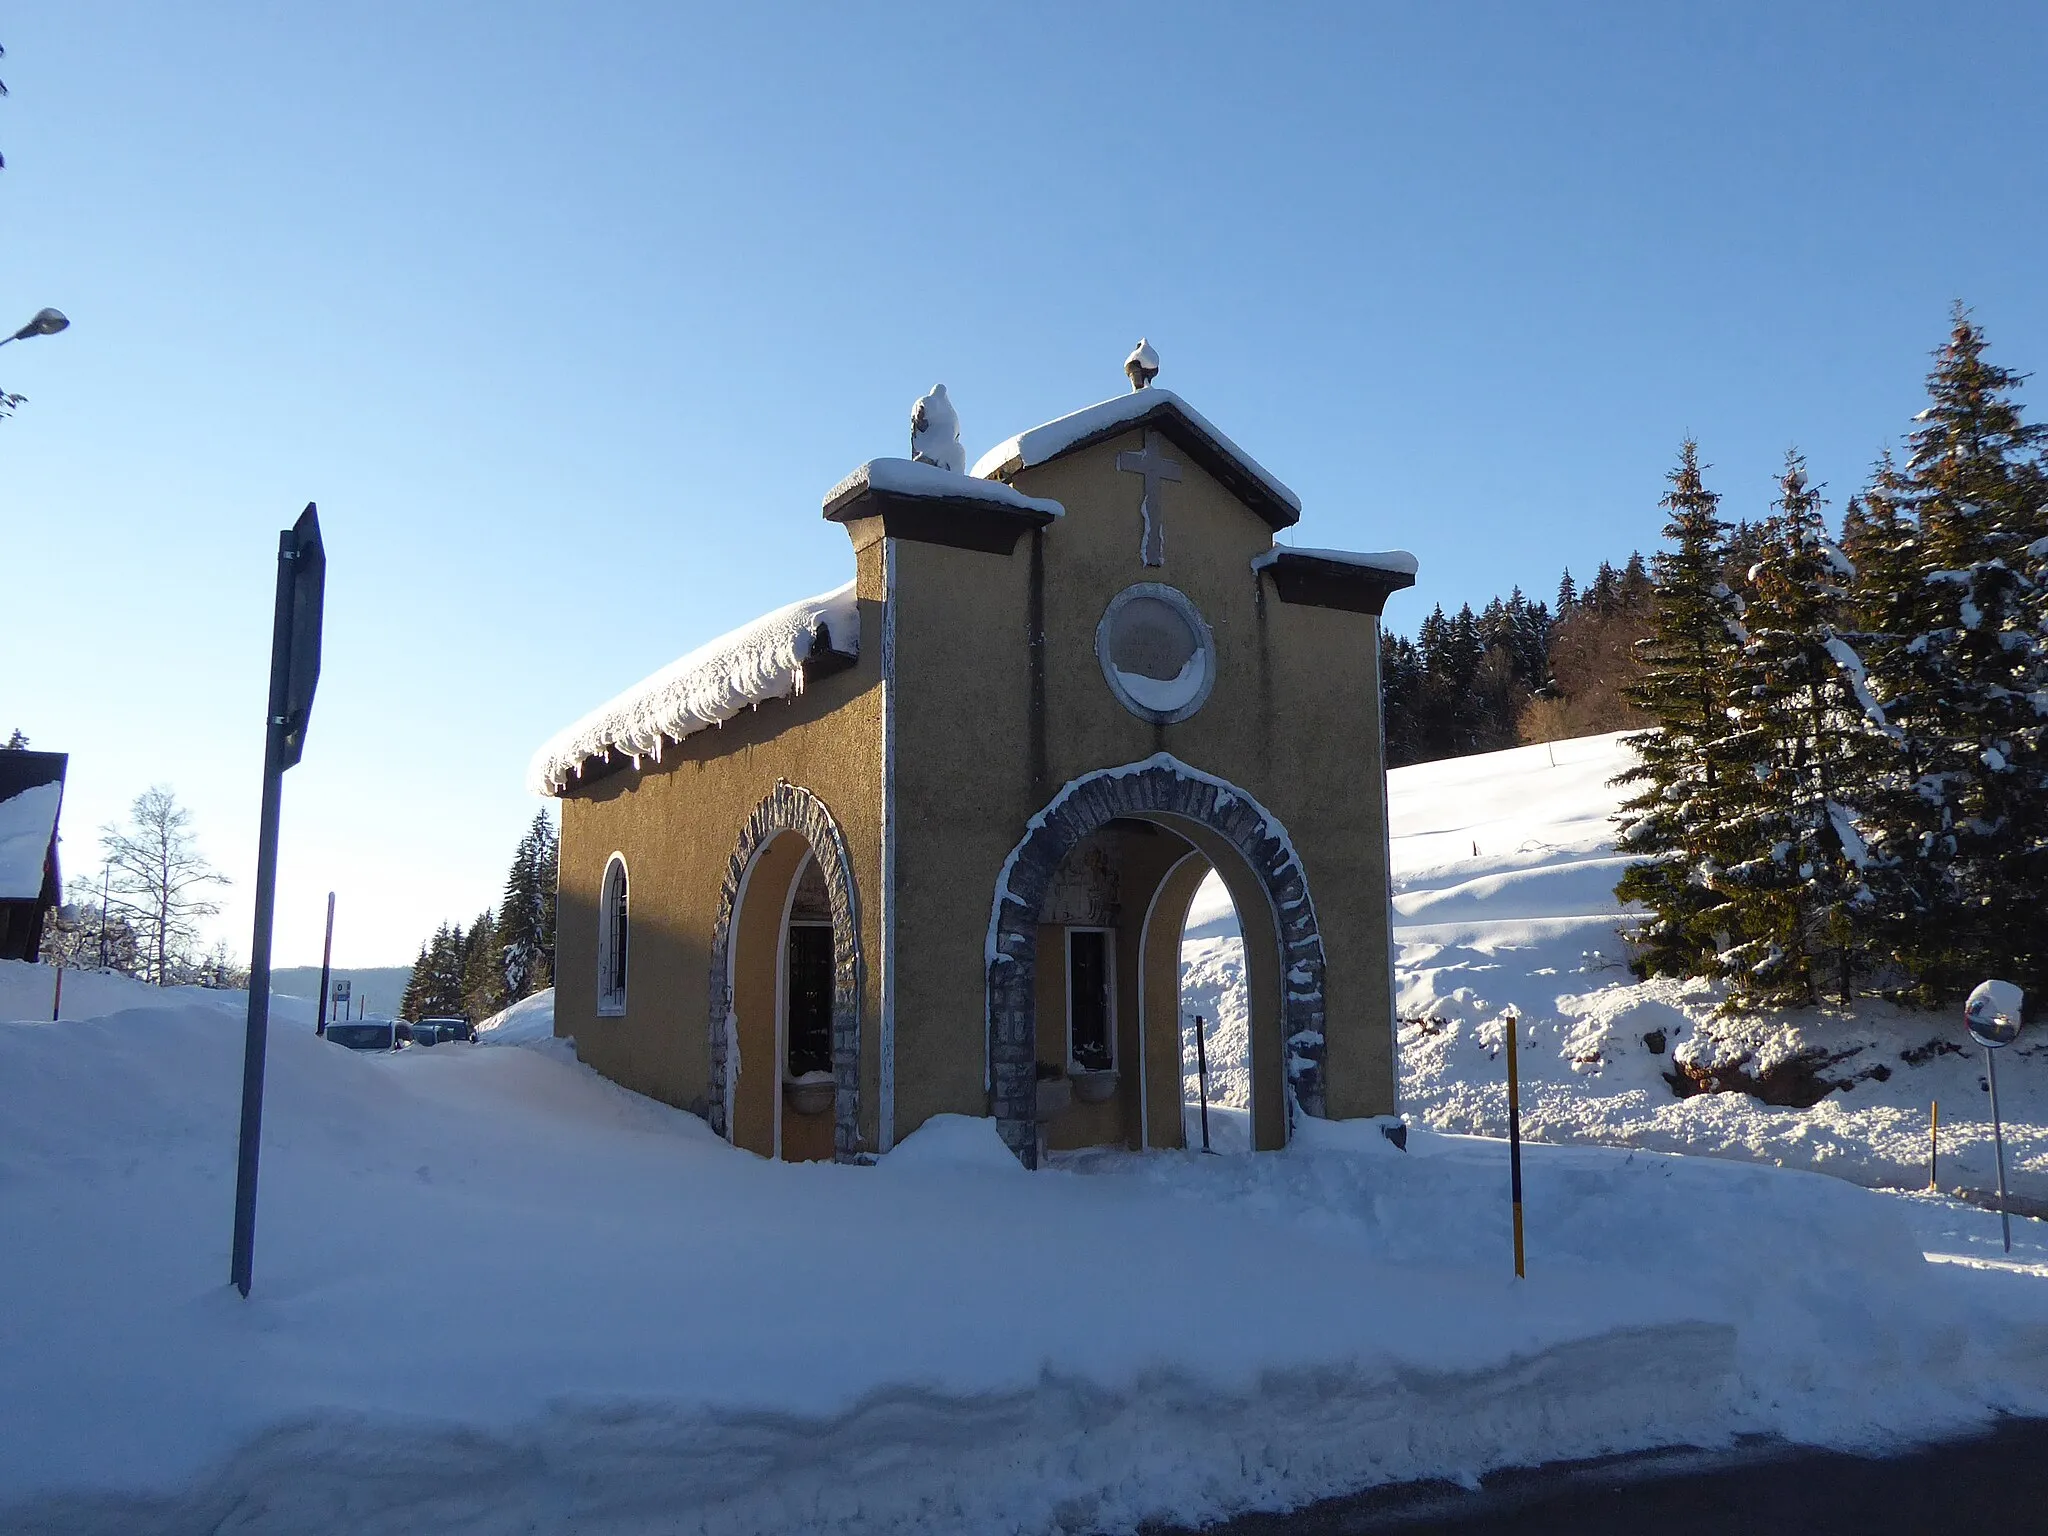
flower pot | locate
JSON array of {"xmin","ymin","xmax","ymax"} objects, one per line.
[
  {"xmin": 783, "ymin": 1075, "xmax": 835, "ymax": 1117},
  {"xmin": 1069, "ymin": 1068, "xmax": 1119, "ymax": 1105}
]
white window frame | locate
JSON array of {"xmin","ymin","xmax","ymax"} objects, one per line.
[
  {"xmin": 1064, "ymin": 925, "xmax": 1117, "ymax": 1074},
  {"xmin": 597, "ymin": 853, "xmax": 630, "ymax": 1017}
]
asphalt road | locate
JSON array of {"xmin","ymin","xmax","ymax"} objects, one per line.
[{"xmin": 1170, "ymin": 1418, "xmax": 2048, "ymax": 1535}]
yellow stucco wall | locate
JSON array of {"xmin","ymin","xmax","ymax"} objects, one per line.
[
  {"xmin": 554, "ymin": 539, "xmax": 886, "ymax": 1146},
  {"xmin": 887, "ymin": 426, "xmax": 1397, "ymax": 1140}
]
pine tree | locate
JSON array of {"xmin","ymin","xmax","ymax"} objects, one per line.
[
  {"xmin": 497, "ymin": 810, "xmax": 558, "ymax": 1000},
  {"xmin": 1614, "ymin": 441, "xmax": 1748, "ymax": 976},
  {"xmin": 1713, "ymin": 455, "xmax": 1887, "ymax": 1004},
  {"xmin": 461, "ymin": 909, "xmax": 506, "ymax": 1021},
  {"xmin": 1858, "ymin": 309, "xmax": 2048, "ymax": 999},
  {"xmin": 399, "ymin": 939, "xmax": 431, "ymax": 1019}
]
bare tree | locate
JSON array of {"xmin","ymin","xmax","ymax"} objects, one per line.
[{"xmin": 101, "ymin": 787, "xmax": 229, "ymax": 985}]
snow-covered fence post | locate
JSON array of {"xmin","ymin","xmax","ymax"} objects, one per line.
[
  {"xmin": 230, "ymin": 504, "xmax": 325, "ymax": 1300},
  {"xmin": 1963, "ymin": 981, "xmax": 2024, "ymax": 1256},
  {"xmin": 1503, "ymin": 1005, "xmax": 1525, "ymax": 1279}
]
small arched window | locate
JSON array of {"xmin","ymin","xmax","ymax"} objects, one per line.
[{"xmin": 597, "ymin": 855, "xmax": 629, "ymax": 1016}]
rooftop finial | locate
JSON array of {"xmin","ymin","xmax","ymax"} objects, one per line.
[
  {"xmin": 1124, "ymin": 338, "xmax": 1159, "ymax": 391},
  {"xmin": 909, "ymin": 384, "xmax": 963, "ymax": 473}
]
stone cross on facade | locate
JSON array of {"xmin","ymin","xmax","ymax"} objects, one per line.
[{"xmin": 1116, "ymin": 429, "xmax": 1183, "ymax": 567}]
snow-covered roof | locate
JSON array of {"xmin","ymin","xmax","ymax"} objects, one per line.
[
  {"xmin": 1251, "ymin": 546, "xmax": 1418, "ymax": 579},
  {"xmin": 822, "ymin": 458, "xmax": 1064, "ymax": 519},
  {"xmin": 970, "ymin": 388, "xmax": 1303, "ymax": 529},
  {"xmin": 529, "ymin": 583, "xmax": 860, "ymax": 796},
  {"xmin": 0, "ymin": 779, "xmax": 63, "ymax": 902}
]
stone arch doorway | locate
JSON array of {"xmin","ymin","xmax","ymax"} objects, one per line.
[
  {"xmin": 985, "ymin": 754, "xmax": 1327, "ymax": 1168},
  {"xmin": 709, "ymin": 781, "xmax": 862, "ymax": 1163}
]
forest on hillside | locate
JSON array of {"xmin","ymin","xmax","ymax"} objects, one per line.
[{"xmin": 1397, "ymin": 309, "xmax": 2047, "ymax": 1011}]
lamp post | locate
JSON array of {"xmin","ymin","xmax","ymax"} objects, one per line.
[{"xmin": 0, "ymin": 308, "xmax": 69, "ymax": 347}]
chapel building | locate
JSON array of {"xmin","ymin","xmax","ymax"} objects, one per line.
[{"xmin": 531, "ymin": 357, "xmax": 1414, "ymax": 1167}]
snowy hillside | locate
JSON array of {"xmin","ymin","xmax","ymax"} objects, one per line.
[
  {"xmin": 1383, "ymin": 733, "xmax": 2048, "ymax": 1202},
  {"xmin": 1182, "ymin": 733, "xmax": 2045, "ymax": 1200},
  {"xmin": 3, "ymin": 960, "xmax": 2047, "ymax": 1532}
]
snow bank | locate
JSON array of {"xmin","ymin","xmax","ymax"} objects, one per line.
[
  {"xmin": 528, "ymin": 583, "xmax": 860, "ymax": 796},
  {"xmin": 0, "ymin": 780, "xmax": 62, "ymax": 899},
  {"xmin": 475, "ymin": 986, "xmax": 556, "ymax": 1046},
  {"xmin": 4, "ymin": 994, "xmax": 2045, "ymax": 1532},
  {"xmin": 970, "ymin": 388, "xmax": 1302, "ymax": 517},
  {"xmin": 877, "ymin": 1112, "xmax": 1024, "ymax": 1174}
]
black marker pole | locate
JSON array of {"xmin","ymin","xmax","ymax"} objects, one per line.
[{"xmin": 1505, "ymin": 1007, "xmax": 1525, "ymax": 1279}]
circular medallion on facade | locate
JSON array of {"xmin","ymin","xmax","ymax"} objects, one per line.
[{"xmin": 1096, "ymin": 583, "xmax": 1216, "ymax": 724}]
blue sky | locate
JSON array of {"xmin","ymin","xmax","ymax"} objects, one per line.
[{"xmin": 5, "ymin": 3, "xmax": 2046, "ymax": 967}]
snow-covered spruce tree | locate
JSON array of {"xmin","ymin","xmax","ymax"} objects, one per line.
[
  {"xmin": 496, "ymin": 810, "xmax": 558, "ymax": 1000},
  {"xmin": 398, "ymin": 939, "xmax": 431, "ymax": 1019},
  {"xmin": 1614, "ymin": 441, "xmax": 1748, "ymax": 976},
  {"xmin": 1857, "ymin": 310, "xmax": 2048, "ymax": 999},
  {"xmin": 401, "ymin": 923, "xmax": 469, "ymax": 1018},
  {"xmin": 1712, "ymin": 455, "xmax": 1889, "ymax": 1005},
  {"xmin": 461, "ymin": 909, "xmax": 506, "ymax": 1021}
]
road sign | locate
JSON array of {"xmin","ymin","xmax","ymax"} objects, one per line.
[
  {"xmin": 231, "ymin": 504, "xmax": 328, "ymax": 1298},
  {"xmin": 333, "ymin": 979, "xmax": 351, "ymax": 1005}
]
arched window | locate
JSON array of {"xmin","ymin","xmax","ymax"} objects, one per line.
[{"xmin": 597, "ymin": 854, "xmax": 629, "ymax": 1016}]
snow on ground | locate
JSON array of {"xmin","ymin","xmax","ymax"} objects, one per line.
[
  {"xmin": 475, "ymin": 984, "xmax": 558, "ymax": 1046},
  {"xmin": 1382, "ymin": 732, "xmax": 2048, "ymax": 1202},
  {"xmin": 1179, "ymin": 732, "xmax": 2047, "ymax": 1201},
  {"xmin": 5, "ymin": 958, "xmax": 2048, "ymax": 1533}
]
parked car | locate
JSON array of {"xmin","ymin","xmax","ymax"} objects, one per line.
[
  {"xmin": 325, "ymin": 1020, "xmax": 399, "ymax": 1052},
  {"xmin": 417, "ymin": 1015, "xmax": 475, "ymax": 1043}
]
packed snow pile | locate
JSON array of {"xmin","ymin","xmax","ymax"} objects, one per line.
[
  {"xmin": 475, "ymin": 985, "xmax": 556, "ymax": 1046},
  {"xmin": 0, "ymin": 780, "xmax": 63, "ymax": 899},
  {"xmin": 4, "ymin": 971, "xmax": 2047, "ymax": 1534},
  {"xmin": 0, "ymin": 957, "xmax": 317, "ymax": 1027},
  {"xmin": 528, "ymin": 583, "xmax": 861, "ymax": 796}
]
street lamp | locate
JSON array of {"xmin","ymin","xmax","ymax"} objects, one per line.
[{"xmin": 0, "ymin": 308, "xmax": 69, "ymax": 347}]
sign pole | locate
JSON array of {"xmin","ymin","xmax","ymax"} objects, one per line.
[
  {"xmin": 1193, "ymin": 1012, "xmax": 1212, "ymax": 1153},
  {"xmin": 1505, "ymin": 1007, "xmax": 1526, "ymax": 1279},
  {"xmin": 314, "ymin": 892, "xmax": 336, "ymax": 1037},
  {"xmin": 230, "ymin": 505, "xmax": 324, "ymax": 1299},
  {"xmin": 1986, "ymin": 1048, "xmax": 2012, "ymax": 1255}
]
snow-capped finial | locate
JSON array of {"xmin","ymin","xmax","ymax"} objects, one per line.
[
  {"xmin": 1124, "ymin": 338, "xmax": 1159, "ymax": 391},
  {"xmin": 909, "ymin": 384, "xmax": 964, "ymax": 474}
]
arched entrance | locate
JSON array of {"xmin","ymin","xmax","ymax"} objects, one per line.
[
  {"xmin": 709, "ymin": 781, "xmax": 862, "ymax": 1163},
  {"xmin": 986, "ymin": 753, "xmax": 1327, "ymax": 1167}
]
